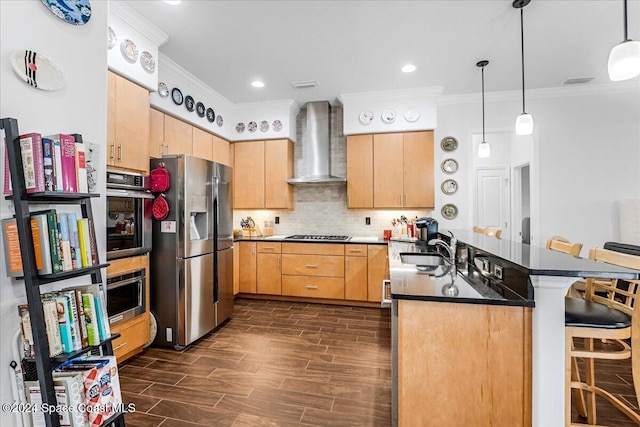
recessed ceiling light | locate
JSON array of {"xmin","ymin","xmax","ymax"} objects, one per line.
[
  {"xmin": 251, "ymin": 81, "xmax": 265, "ymax": 88},
  {"xmin": 164, "ymin": 0, "xmax": 181, "ymax": 5},
  {"xmin": 402, "ymin": 64, "xmax": 416, "ymax": 73}
]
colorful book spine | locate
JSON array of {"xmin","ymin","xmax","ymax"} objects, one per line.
[
  {"xmin": 42, "ymin": 298, "xmax": 63, "ymax": 357},
  {"xmin": 51, "ymin": 372, "xmax": 90, "ymax": 427},
  {"xmin": 17, "ymin": 304, "xmax": 35, "ymax": 359},
  {"xmin": 20, "ymin": 133, "xmax": 44, "ymax": 193},
  {"xmin": 44, "ymin": 210, "xmax": 63, "ymax": 273},
  {"xmin": 3, "ymin": 139, "xmax": 12, "ymax": 195},
  {"xmin": 87, "ymin": 218, "xmax": 98, "ymax": 266},
  {"xmin": 93, "ymin": 295, "xmax": 106, "ymax": 341},
  {"xmin": 66, "ymin": 212, "xmax": 80, "ymax": 270},
  {"xmin": 70, "ymin": 288, "xmax": 89, "ymax": 348},
  {"xmin": 52, "ymin": 136, "xmax": 63, "ymax": 192},
  {"xmin": 33, "ymin": 213, "xmax": 53, "ymax": 275},
  {"xmin": 55, "ymin": 295, "xmax": 74, "ymax": 353},
  {"xmin": 1, "ymin": 217, "xmax": 50, "ymax": 277},
  {"xmin": 59, "ymin": 290, "xmax": 82, "ymax": 351},
  {"xmin": 82, "ymin": 293, "xmax": 99, "ymax": 346},
  {"xmin": 57, "ymin": 213, "xmax": 73, "ymax": 271},
  {"xmin": 60, "ymin": 134, "xmax": 77, "ymax": 193},
  {"xmin": 77, "ymin": 218, "xmax": 92, "ymax": 268},
  {"xmin": 73, "ymin": 134, "xmax": 88, "ymax": 194},
  {"xmin": 25, "ymin": 382, "xmax": 69, "ymax": 427},
  {"xmin": 42, "ymin": 137, "xmax": 55, "ymax": 192}
]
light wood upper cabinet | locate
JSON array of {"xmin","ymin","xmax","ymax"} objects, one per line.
[
  {"xmin": 149, "ymin": 108, "xmax": 165, "ymax": 158},
  {"xmin": 346, "ymin": 134, "xmax": 374, "ymax": 208},
  {"xmin": 233, "ymin": 139, "xmax": 293, "ymax": 209},
  {"xmin": 212, "ymin": 134, "xmax": 230, "ymax": 166},
  {"xmin": 192, "ymin": 126, "xmax": 213, "ymax": 161},
  {"xmin": 107, "ymin": 71, "xmax": 150, "ymax": 173},
  {"xmin": 369, "ymin": 131, "xmax": 434, "ymax": 209},
  {"xmin": 164, "ymin": 114, "xmax": 192, "ymax": 155}
]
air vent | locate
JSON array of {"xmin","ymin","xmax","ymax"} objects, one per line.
[
  {"xmin": 562, "ymin": 77, "xmax": 594, "ymax": 85},
  {"xmin": 291, "ymin": 80, "xmax": 319, "ymax": 89}
]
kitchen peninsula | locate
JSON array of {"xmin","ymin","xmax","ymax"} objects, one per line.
[{"xmin": 390, "ymin": 230, "xmax": 640, "ymax": 427}]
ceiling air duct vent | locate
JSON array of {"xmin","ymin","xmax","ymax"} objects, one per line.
[
  {"xmin": 291, "ymin": 80, "xmax": 319, "ymax": 89},
  {"xmin": 562, "ymin": 77, "xmax": 595, "ymax": 85}
]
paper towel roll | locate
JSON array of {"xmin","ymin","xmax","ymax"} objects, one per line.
[{"xmin": 619, "ymin": 199, "xmax": 640, "ymax": 245}]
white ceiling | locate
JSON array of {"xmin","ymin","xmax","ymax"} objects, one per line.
[{"xmin": 128, "ymin": 0, "xmax": 640, "ymax": 105}]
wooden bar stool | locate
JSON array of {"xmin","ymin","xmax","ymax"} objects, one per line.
[
  {"xmin": 546, "ymin": 236, "xmax": 583, "ymax": 257},
  {"xmin": 473, "ymin": 226, "xmax": 502, "ymax": 238},
  {"xmin": 565, "ymin": 247, "xmax": 640, "ymax": 426}
]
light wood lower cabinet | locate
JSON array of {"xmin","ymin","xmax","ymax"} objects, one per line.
[
  {"xmin": 397, "ymin": 300, "xmax": 532, "ymax": 426},
  {"xmin": 257, "ymin": 242, "xmax": 282, "ymax": 295},
  {"xmin": 282, "ymin": 276, "xmax": 345, "ymax": 299},
  {"xmin": 281, "ymin": 254, "xmax": 344, "ymax": 277},
  {"xmin": 367, "ymin": 245, "xmax": 388, "ymax": 302},
  {"xmin": 238, "ymin": 241, "xmax": 257, "ymax": 293},
  {"xmin": 345, "ymin": 256, "xmax": 368, "ymax": 301}
]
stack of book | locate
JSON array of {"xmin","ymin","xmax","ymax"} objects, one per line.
[
  {"xmin": 18, "ymin": 284, "xmax": 110, "ymax": 358},
  {"xmin": 4, "ymin": 132, "xmax": 89, "ymax": 195},
  {"xmin": 2, "ymin": 209, "xmax": 98, "ymax": 277}
]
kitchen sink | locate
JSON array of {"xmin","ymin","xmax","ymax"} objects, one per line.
[{"xmin": 400, "ymin": 252, "xmax": 450, "ymax": 271}]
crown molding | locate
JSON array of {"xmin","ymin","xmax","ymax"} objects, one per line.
[
  {"xmin": 438, "ymin": 80, "xmax": 640, "ymax": 105},
  {"xmin": 109, "ymin": 1, "xmax": 169, "ymax": 46},
  {"xmin": 159, "ymin": 53, "xmax": 235, "ymax": 111},
  {"xmin": 338, "ymin": 86, "xmax": 443, "ymax": 104}
]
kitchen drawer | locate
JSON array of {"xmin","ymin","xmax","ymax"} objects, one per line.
[
  {"xmin": 345, "ymin": 244, "xmax": 367, "ymax": 257},
  {"xmin": 110, "ymin": 313, "xmax": 149, "ymax": 363},
  {"xmin": 282, "ymin": 276, "xmax": 345, "ymax": 299},
  {"xmin": 282, "ymin": 243, "xmax": 344, "ymax": 256},
  {"xmin": 282, "ymin": 254, "xmax": 344, "ymax": 277},
  {"xmin": 257, "ymin": 242, "xmax": 282, "ymax": 253}
]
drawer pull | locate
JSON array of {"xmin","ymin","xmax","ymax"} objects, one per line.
[
  {"xmin": 349, "ymin": 249, "xmax": 363, "ymax": 252},
  {"xmin": 306, "ymin": 285, "xmax": 318, "ymax": 290},
  {"xmin": 305, "ymin": 264, "xmax": 318, "ymax": 268},
  {"xmin": 113, "ymin": 342, "xmax": 127, "ymax": 351},
  {"xmin": 263, "ymin": 246, "xmax": 275, "ymax": 249}
]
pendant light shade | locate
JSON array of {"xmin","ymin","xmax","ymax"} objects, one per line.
[
  {"xmin": 513, "ymin": 0, "xmax": 533, "ymax": 136},
  {"xmin": 477, "ymin": 60, "xmax": 490, "ymax": 159},
  {"xmin": 608, "ymin": 0, "xmax": 640, "ymax": 81}
]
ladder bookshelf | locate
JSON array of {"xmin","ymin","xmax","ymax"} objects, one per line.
[{"xmin": 2, "ymin": 117, "xmax": 125, "ymax": 427}]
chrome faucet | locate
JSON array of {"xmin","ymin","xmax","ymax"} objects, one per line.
[{"xmin": 427, "ymin": 231, "xmax": 457, "ymax": 265}]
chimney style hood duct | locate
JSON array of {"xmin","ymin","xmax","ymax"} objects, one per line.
[{"xmin": 286, "ymin": 101, "xmax": 346, "ymax": 184}]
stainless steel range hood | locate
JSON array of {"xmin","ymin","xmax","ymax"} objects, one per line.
[{"xmin": 286, "ymin": 101, "xmax": 346, "ymax": 184}]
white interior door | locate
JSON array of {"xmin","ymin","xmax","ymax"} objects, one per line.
[{"xmin": 476, "ymin": 168, "xmax": 510, "ymax": 236}]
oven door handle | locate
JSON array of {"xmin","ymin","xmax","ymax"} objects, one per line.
[
  {"xmin": 108, "ymin": 275, "xmax": 145, "ymax": 290},
  {"xmin": 107, "ymin": 189, "xmax": 155, "ymax": 199}
]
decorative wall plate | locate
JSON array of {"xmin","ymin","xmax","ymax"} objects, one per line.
[
  {"xmin": 158, "ymin": 82, "xmax": 169, "ymax": 98},
  {"xmin": 206, "ymin": 108, "xmax": 215, "ymax": 123},
  {"xmin": 10, "ymin": 50, "xmax": 65, "ymax": 91},
  {"xmin": 359, "ymin": 110, "xmax": 374, "ymax": 125},
  {"xmin": 41, "ymin": 0, "xmax": 91, "ymax": 25},
  {"xmin": 171, "ymin": 87, "xmax": 183, "ymax": 105},
  {"xmin": 272, "ymin": 120, "xmax": 282, "ymax": 132},
  {"xmin": 404, "ymin": 107, "xmax": 420, "ymax": 123},
  {"xmin": 260, "ymin": 120, "xmax": 269, "ymax": 132},
  {"xmin": 216, "ymin": 115, "xmax": 224, "ymax": 127},
  {"xmin": 236, "ymin": 122, "xmax": 245, "ymax": 133},
  {"xmin": 196, "ymin": 102, "xmax": 205, "ymax": 118},
  {"xmin": 140, "ymin": 51, "xmax": 155, "ymax": 73},
  {"xmin": 441, "ymin": 179, "xmax": 458, "ymax": 195},
  {"xmin": 441, "ymin": 158, "xmax": 458, "ymax": 174},
  {"xmin": 185, "ymin": 95, "xmax": 195, "ymax": 112},
  {"xmin": 247, "ymin": 121, "xmax": 257, "ymax": 132},
  {"xmin": 441, "ymin": 204, "xmax": 458, "ymax": 220},
  {"xmin": 441, "ymin": 136, "xmax": 458, "ymax": 152},
  {"xmin": 120, "ymin": 39, "xmax": 138, "ymax": 63},
  {"xmin": 107, "ymin": 26, "xmax": 117, "ymax": 50},
  {"xmin": 381, "ymin": 108, "xmax": 396, "ymax": 123}
]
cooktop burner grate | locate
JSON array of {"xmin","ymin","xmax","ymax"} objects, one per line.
[{"xmin": 285, "ymin": 235, "xmax": 350, "ymax": 241}]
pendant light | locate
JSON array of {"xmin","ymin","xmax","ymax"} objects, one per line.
[
  {"xmin": 608, "ymin": 0, "xmax": 640, "ymax": 81},
  {"xmin": 513, "ymin": 0, "xmax": 533, "ymax": 136},
  {"xmin": 477, "ymin": 60, "xmax": 490, "ymax": 159}
]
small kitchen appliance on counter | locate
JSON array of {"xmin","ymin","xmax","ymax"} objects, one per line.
[{"xmin": 415, "ymin": 217, "xmax": 438, "ymax": 247}]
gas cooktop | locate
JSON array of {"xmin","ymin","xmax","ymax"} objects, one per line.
[{"xmin": 284, "ymin": 235, "xmax": 351, "ymax": 241}]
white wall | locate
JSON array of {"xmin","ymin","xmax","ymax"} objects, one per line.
[
  {"xmin": 436, "ymin": 83, "xmax": 640, "ymax": 252},
  {"xmin": 0, "ymin": 2, "xmax": 108, "ymax": 424}
]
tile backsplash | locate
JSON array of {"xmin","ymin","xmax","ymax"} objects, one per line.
[{"xmin": 233, "ymin": 106, "xmax": 432, "ymax": 237}]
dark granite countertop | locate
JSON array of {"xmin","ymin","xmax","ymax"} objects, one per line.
[
  {"xmin": 444, "ymin": 229, "xmax": 640, "ymax": 280},
  {"xmin": 233, "ymin": 235, "xmax": 388, "ymax": 245}
]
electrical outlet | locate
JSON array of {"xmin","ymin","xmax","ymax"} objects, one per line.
[
  {"xmin": 494, "ymin": 265, "xmax": 503, "ymax": 279},
  {"xmin": 275, "ymin": 216, "xmax": 280, "ymax": 224},
  {"xmin": 365, "ymin": 217, "xmax": 371, "ymax": 225},
  {"xmin": 482, "ymin": 259, "xmax": 490, "ymax": 273}
]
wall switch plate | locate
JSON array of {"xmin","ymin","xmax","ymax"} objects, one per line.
[
  {"xmin": 494, "ymin": 265, "xmax": 503, "ymax": 279},
  {"xmin": 275, "ymin": 217, "xmax": 280, "ymax": 224},
  {"xmin": 482, "ymin": 259, "xmax": 490, "ymax": 273},
  {"xmin": 365, "ymin": 217, "xmax": 371, "ymax": 225}
]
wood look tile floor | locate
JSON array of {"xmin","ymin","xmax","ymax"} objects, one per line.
[{"xmin": 120, "ymin": 298, "xmax": 640, "ymax": 427}]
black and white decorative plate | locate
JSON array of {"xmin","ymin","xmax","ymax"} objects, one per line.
[
  {"xmin": 10, "ymin": 50, "xmax": 65, "ymax": 91},
  {"xmin": 171, "ymin": 87, "xmax": 183, "ymax": 105},
  {"xmin": 216, "ymin": 115, "xmax": 224, "ymax": 127},
  {"xmin": 247, "ymin": 121, "xmax": 257, "ymax": 132},
  {"xmin": 259, "ymin": 120, "xmax": 269, "ymax": 132},
  {"xmin": 196, "ymin": 102, "xmax": 205, "ymax": 117},
  {"xmin": 206, "ymin": 108, "xmax": 215, "ymax": 123},
  {"xmin": 185, "ymin": 95, "xmax": 195, "ymax": 112},
  {"xmin": 272, "ymin": 120, "xmax": 282, "ymax": 132},
  {"xmin": 236, "ymin": 122, "xmax": 245, "ymax": 133},
  {"xmin": 158, "ymin": 82, "xmax": 169, "ymax": 98}
]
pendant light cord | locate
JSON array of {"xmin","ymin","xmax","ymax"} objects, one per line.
[
  {"xmin": 623, "ymin": 0, "xmax": 629, "ymax": 41},
  {"xmin": 481, "ymin": 65, "xmax": 486, "ymax": 142},
  {"xmin": 520, "ymin": 8, "xmax": 526, "ymax": 114}
]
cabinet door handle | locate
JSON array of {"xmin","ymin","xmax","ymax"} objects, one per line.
[
  {"xmin": 349, "ymin": 248, "xmax": 362, "ymax": 253},
  {"xmin": 252, "ymin": 244, "xmax": 256, "ymax": 254},
  {"xmin": 159, "ymin": 144, "xmax": 164, "ymax": 156},
  {"xmin": 110, "ymin": 143, "xmax": 115, "ymax": 160},
  {"xmin": 306, "ymin": 285, "xmax": 318, "ymax": 290},
  {"xmin": 113, "ymin": 342, "xmax": 127, "ymax": 351},
  {"xmin": 117, "ymin": 144, "xmax": 123, "ymax": 161},
  {"xmin": 404, "ymin": 194, "xmax": 407, "ymax": 205},
  {"xmin": 263, "ymin": 246, "xmax": 275, "ymax": 249},
  {"xmin": 277, "ymin": 257, "xmax": 280, "ymax": 269},
  {"xmin": 346, "ymin": 259, "xmax": 349, "ymax": 271},
  {"xmin": 305, "ymin": 264, "xmax": 318, "ymax": 268}
]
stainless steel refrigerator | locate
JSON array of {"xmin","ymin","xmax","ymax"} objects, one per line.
[{"xmin": 150, "ymin": 155, "xmax": 233, "ymax": 350}]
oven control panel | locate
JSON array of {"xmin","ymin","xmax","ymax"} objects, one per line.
[{"xmin": 106, "ymin": 170, "xmax": 149, "ymax": 190}]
